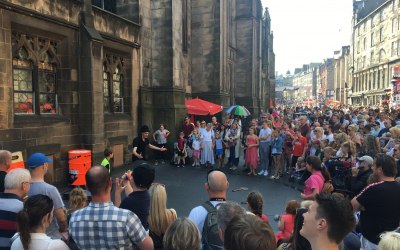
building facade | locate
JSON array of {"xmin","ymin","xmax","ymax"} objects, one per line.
[
  {"xmin": 350, "ymin": 0, "xmax": 400, "ymax": 105},
  {"xmin": 292, "ymin": 64, "xmax": 320, "ymax": 105},
  {"xmin": 0, "ymin": 0, "xmax": 274, "ymax": 187},
  {"xmin": 333, "ymin": 46, "xmax": 352, "ymax": 104}
]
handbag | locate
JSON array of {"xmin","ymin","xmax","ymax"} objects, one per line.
[{"xmin": 226, "ymin": 140, "xmax": 236, "ymax": 148}]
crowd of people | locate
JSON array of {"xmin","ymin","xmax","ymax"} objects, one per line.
[{"xmin": 1, "ymin": 104, "xmax": 400, "ymax": 249}]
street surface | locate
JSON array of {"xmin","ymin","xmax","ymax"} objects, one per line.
[{"xmin": 108, "ymin": 159, "xmax": 301, "ymax": 231}]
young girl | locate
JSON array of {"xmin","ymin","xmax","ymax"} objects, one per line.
[
  {"xmin": 214, "ymin": 132, "xmax": 224, "ymax": 168},
  {"xmin": 276, "ymin": 200, "xmax": 300, "ymax": 245},
  {"xmin": 245, "ymin": 127, "xmax": 259, "ymax": 176},
  {"xmin": 192, "ymin": 133, "xmax": 201, "ymax": 167},
  {"xmin": 176, "ymin": 132, "xmax": 186, "ymax": 168},
  {"xmin": 271, "ymin": 129, "xmax": 284, "ymax": 179}
]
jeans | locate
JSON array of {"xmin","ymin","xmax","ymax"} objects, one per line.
[
  {"xmin": 259, "ymin": 142, "xmax": 270, "ymax": 171},
  {"xmin": 229, "ymin": 147, "xmax": 239, "ymax": 166}
]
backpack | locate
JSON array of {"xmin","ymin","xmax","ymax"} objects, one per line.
[{"xmin": 202, "ymin": 201, "xmax": 224, "ymax": 250}]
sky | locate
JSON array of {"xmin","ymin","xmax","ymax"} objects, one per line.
[{"xmin": 261, "ymin": 0, "xmax": 353, "ymax": 75}]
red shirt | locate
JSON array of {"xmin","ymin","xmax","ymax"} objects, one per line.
[{"xmin": 293, "ymin": 136, "xmax": 307, "ymax": 157}]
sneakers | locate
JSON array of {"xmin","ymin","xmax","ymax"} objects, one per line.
[
  {"xmin": 275, "ymin": 175, "xmax": 280, "ymax": 180},
  {"xmin": 192, "ymin": 163, "xmax": 196, "ymax": 167},
  {"xmin": 270, "ymin": 175, "xmax": 275, "ymax": 179},
  {"xmin": 258, "ymin": 170, "xmax": 265, "ymax": 175},
  {"xmin": 154, "ymin": 161, "xmax": 159, "ymax": 166},
  {"xmin": 263, "ymin": 171, "xmax": 269, "ymax": 176},
  {"xmin": 161, "ymin": 160, "xmax": 165, "ymax": 164}
]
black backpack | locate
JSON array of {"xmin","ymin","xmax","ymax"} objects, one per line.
[{"xmin": 202, "ymin": 201, "xmax": 224, "ymax": 250}]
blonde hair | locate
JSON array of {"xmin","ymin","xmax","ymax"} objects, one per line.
[
  {"xmin": 347, "ymin": 124, "xmax": 357, "ymax": 132},
  {"xmin": 335, "ymin": 133, "xmax": 349, "ymax": 147},
  {"xmin": 69, "ymin": 187, "xmax": 87, "ymax": 211},
  {"xmin": 148, "ymin": 184, "xmax": 177, "ymax": 236},
  {"xmin": 314, "ymin": 127, "xmax": 324, "ymax": 133},
  {"xmin": 379, "ymin": 231, "xmax": 400, "ymax": 250},
  {"xmin": 389, "ymin": 126, "xmax": 400, "ymax": 137},
  {"xmin": 163, "ymin": 217, "xmax": 201, "ymax": 250}
]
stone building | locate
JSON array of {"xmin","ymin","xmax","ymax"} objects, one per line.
[
  {"xmin": 350, "ymin": 0, "xmax": 400, "ymax": 105},
  {"xmin": 293, "ymin": 63, "xmax": 320, "ymax": 104},
  {"xmin": 0, "ymin": 0, "xmax": 273, "ymax": 187},
  {"xmin": 333, "ymin": 46, "xmax": 352, "ymax": 104}
]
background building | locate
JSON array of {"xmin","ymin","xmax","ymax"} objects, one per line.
[
  {"xmin": 0, "ymin": 0, "xmax": 274, "ymax": 187},
  {"xmin": 350, "ymin": 0, "xmax": 400, "ymax": 105}
]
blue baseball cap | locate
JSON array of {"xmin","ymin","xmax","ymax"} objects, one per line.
[{"xmin": 28, "ymin": 153, "xmax": 53, "ymax": 169}]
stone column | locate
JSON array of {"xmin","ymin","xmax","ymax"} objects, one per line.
[
  {"xmin": 78, "ymin": 0, "xmax": 105, "ymax": 156},
  {"xmin": 0, "ymin": 9, "xmax": 12, "ymax": 129}
]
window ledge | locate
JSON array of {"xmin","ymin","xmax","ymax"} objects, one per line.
[
  {"xmin": 14, "ymin": 114, "xmax": 70, "ymax": 125},
  {"xmin": 104, "ymin": 113, "xmax": 131, "ymax": 120}
]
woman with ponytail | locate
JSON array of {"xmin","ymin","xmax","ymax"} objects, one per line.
[
  {"xmin": 246, "ymin": 191, "xmax": 269, "ymax": 223},
  {"xmin": 11, "ymin": 194, "xmax": 69, "ymax": 250}
]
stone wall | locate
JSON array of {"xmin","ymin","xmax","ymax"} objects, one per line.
[{"xmin": 0, "ymin": 1, "xmax": 141, "ymax": 187}]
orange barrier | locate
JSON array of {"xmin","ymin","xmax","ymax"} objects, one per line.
[
  {"xmin": 7, "ymin": 151, "xmax": 25, "ymax": 172},
  {"xmin": 68, "ymin": 149, "xmax": 91, "ymax": 186}
]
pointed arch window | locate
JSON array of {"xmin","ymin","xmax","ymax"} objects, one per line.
[
  {"xmin": 103, "ymin": 55, "xmax": 125, "ymax": 113},
  {"xmin": 12, "ymin": 33, "xmax": 59, "ymax": 115}
]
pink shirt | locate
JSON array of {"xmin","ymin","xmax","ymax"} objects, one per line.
[{"xmin": 304, "ymin": 171, "xmax": 324, "ymax": 195}]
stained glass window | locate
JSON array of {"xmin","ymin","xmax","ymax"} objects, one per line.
[
  {"xmin": 112, "ymin": 67, "xmax": 123, "ymax": 113},
  {"xmin": 13, "ymin": 48, "xmax": 34, "ymax": 114},
  {"xmin": 103, "ymin": 65, "xmax": 110, "ymax": 112}
]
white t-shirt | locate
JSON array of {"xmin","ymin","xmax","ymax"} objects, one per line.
[
  {"xmin": 326, "ymin": 133, "xmax": 334, "ymax": 144},
  {"xmin": 259, "ymin": 127, "xmax": 272, "ymax": 142},
  {"xmin": 201, "ymin": 130, "xmax": 214, "ymax": 142},
  {"xmin": 11, "ymin": 233, "xmax": 69, "ymax": 250},
  {"xmin": 192, "ymin": 139, "xmax": 201, "ymax": 150},
  {"xmin": 188, "ymin": 201, "xmax": 225, "ymax": 234}
]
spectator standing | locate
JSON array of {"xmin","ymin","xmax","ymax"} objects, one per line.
[
  {"xmin": 299, "ymin": 116, "xmax": 311, "ymax": 139},
  {"xmin": 211, "ymin": 116, "xmax": 221, "ymax": 133},
  {"xmin": 277, "ymin": 208, "xmax": 311, "ymax": 250},
  {"xmin": 132, "ymin": 125, "xmax": 167, "ymax": 162},
  {"xmin": 0, "ymin": 150, "xmax": 12, "ymax": 193},
  {"xmin": 176, "ymin": 132, "xmax": 187, "ymax": 168},
  {"xmin": 148, "ymin": 183, "xmax": 177, "ymax": 249},
  {"xmin": 292, "ymin": 129, "xmax": 307, "ymax": 169},
  {"xmin": 351, "ymin": 154, "xmax": 400, "ymax": 249},
  {"xmin": 70, "ymin": 166, "xmax": 153, "ymax": 250},
  {"xmin": 214, "ymin": 131, "xmax": 224, "ymax": 168},
  {"xmin": 153, "ymin": 124, "xmax": 170, "ymax": 165},
  {"xmin": 0, "ymin": 169, "xmax": 31, "ymax": 250},
  {"xmin": 300, "ymin": 193, "xmax": 356, "ymax": 250},
  {"xmin": 246, "ymin": 191, "xmax": 269, "ymax": 223},
  {"xmin": 283, "ymin": 121, "xmax": 295, "ymax": 174},
  {"xmin": 27, "ymin": 153, "xmax": 67, "ymax": 239},
  {"xmin": 258, "ymin": 120, "xmax": 272, "ymax": 176},
  {"xmin": 276, "ymin": 200, "xmax": 300, "ymax": 244},
  {"xmin": 188, "ymin": 169, "xmax": 228, "ymax": 247},
  {"xmin": 245, "ymin": 127, "xmax": 259, "ymax": 176},
  {"xmin": 67, "ymin": 187, "xmax": 87, "ymax": 223},
  {"xmin": 225, "ymin": 122, "xmax": 241, "ymax": 171},
  {"xmin": 392, "ymin": 144, "xmax": 400, "ymax": 178},
  {"xmin": 378, "ymin": 231, "xmax": 400, "ymax": 250},
  {"xmin": 201, "ymin": 123, "xmax": 215, "ymax": 168},
  {"xmin": 350, "ymin": 156, "xmax": 373, "ymax": 196},
  {"xmin": 11, "ymin": 195, "xmax": 69, "ymax": 250},
  {"xmin": 114, "ymin": 163, "xmax": 155, "ymax": 232},
  {"xmin": 271, "ymin": 129, "xmax": 285, "ymax": 179},
  {"xmin": 301, "ymin": 156, "xmax": 330, "ymax": 200},
  {"xmin": 192, "ymin": 133, "xmax": 202, "ymax": 168},
  {"xmin": 100, "ymin": 148, "xmax": 113, "ymax": 174},
  {"xmin": 224, "ymin": 214, "xmax": 276, "ymax": 250},
  {"xmin": 217, "ymin": 201, "xmax": 246, "ymax": 242},
  {"xmin": 163, "ymin": 217, "xmax": 201, "ymax": 250},
  {"xmin": 182, "ymin": 117, "xmax": 195, "ymax": 141}
]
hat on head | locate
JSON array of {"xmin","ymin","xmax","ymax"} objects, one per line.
[
  {"xmin": 133, "ymin": 163, "xmax": 155, "ymax": 189},
  {"xmin": 357, "ymin": 155, "xmax": 373, "ymax": 165},
  {"xmin": 140, "ymin": 125, "xmax": 150, "ymax": 133},
  {"xmin": 28, "ymin": 153, "xmax": 53, "ymax": 169}
]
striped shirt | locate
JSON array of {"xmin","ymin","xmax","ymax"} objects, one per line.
[
  {"xmin": 0, "ymin": 193, "xmax": 23, "ymax": 250},
  {"xmin": 70, "ymin": 201, "xmax": 147, "ymax": 250}
]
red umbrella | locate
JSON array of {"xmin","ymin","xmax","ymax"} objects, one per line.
[{"xmin": 185, "ymin": 98, "xmax": 223, "ymax": 115}]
